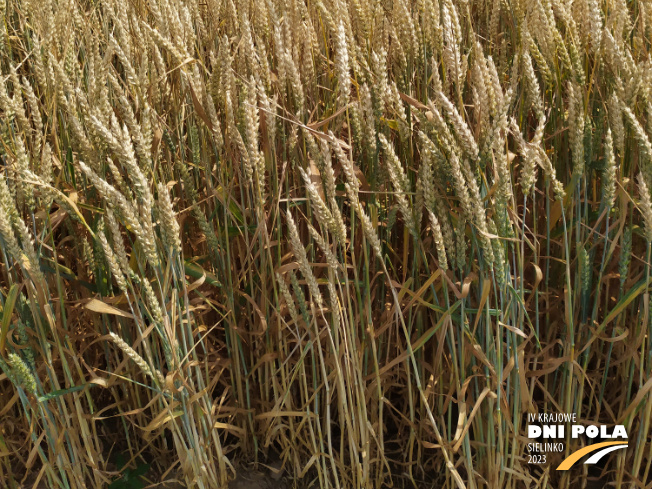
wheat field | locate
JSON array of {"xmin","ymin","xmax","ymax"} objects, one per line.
[{"xmin": 0, "ymin": 0, "xmax": 651, "ymax": 487}]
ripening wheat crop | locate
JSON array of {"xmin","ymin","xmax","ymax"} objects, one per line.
[{"xmin": 0, "ymin": 0, "xmax": 651, "ymax": 487}]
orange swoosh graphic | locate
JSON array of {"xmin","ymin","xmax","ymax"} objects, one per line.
[{"xmin": 557, "ymin": 441, "xmax": 628, "ymax": 470}]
